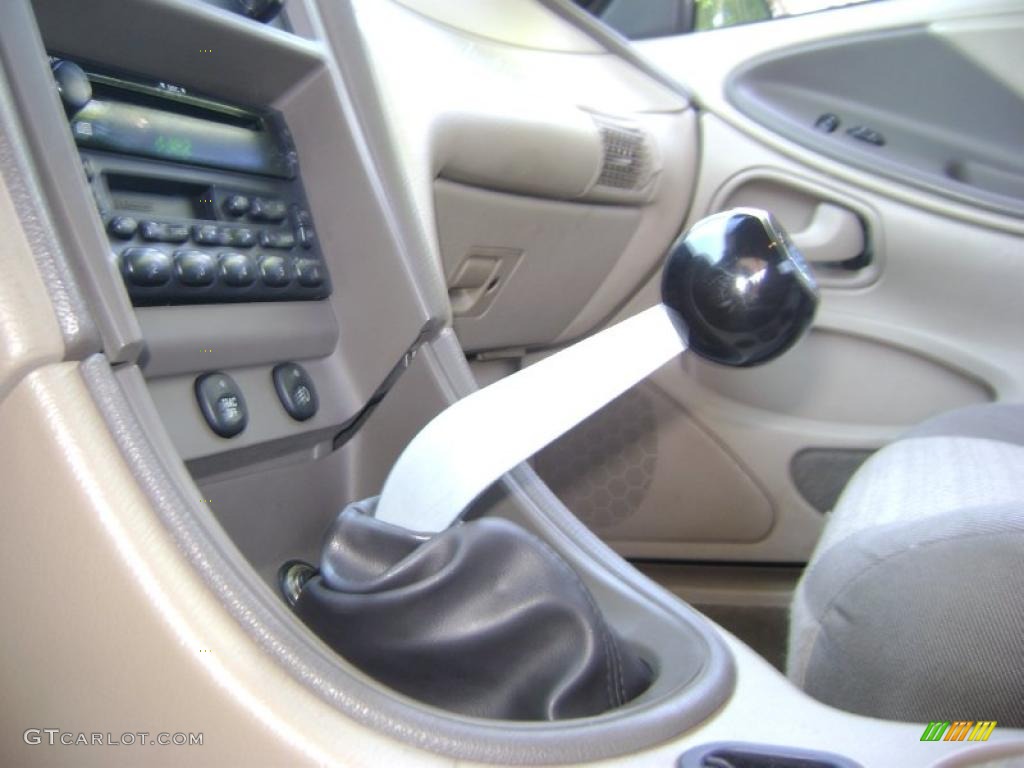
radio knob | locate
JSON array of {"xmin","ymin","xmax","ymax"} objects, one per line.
[
  {"xmin": 223, "ymin": 195, "xmax": 251, "ymax": 217},
  {"xmin": 51, "ymin": 60, "xmax": 92, "ymax": 116}
]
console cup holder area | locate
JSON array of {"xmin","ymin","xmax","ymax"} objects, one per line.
[{"xmin": 284, "ymin": 494, "xmax": 735, "ymax": 729}]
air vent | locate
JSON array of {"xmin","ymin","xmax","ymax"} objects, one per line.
[{"xmin": 594, "ymin": 118, "xmax": 651, "ymax": 191}]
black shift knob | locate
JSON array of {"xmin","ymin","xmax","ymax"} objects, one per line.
[{"xmin": 661, "ymin": 208, "xmax": 818, "ymax": 367}]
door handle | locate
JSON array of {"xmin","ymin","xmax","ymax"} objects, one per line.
[{"xmin": 790, "ymin": 202, "xmax": 865, "ymax": 264}]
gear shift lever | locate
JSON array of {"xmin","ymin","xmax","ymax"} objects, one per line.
[
  {"xmin": 374, "ymin": 208, "xmax": 818, "ymax": 533},
  {"xmin": 292, "ymin": 210, "xmax": 818, "ymax": 721}
]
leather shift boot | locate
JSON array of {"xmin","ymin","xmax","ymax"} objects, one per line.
[{"xmin": 294, "ymin": 498, "xmax": 652, "ymax": 720}]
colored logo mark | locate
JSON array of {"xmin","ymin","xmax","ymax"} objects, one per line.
[{"xmin": 920, "ymin": 721, "xmax": 997, "ymax": 742}]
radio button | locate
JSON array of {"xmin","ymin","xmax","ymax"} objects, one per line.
[
  {"xmin": 175, "ymin": 250, "xmax": 216, "ymax": 286},
  {"xmin": 290, "ymin": 205, "xmax": 313, "ymax": 228},
  {"xmin": 259, "ymin": 256, "xmax": 292, "ymax": 287},
  {"xmin": 108, "ymin": 216, "xmax": 138, "ymax": 240},
  {"xmin": 219, "ymin": 252, "xmax": 256, "ymax": 287},
  {"xmin": 141, "ymin": 221, "xmax": 189, "ymax": 243},
  {"xmin": 139, "ymin": 221, "xmax": 163, "ymax": 241},
  {"xmin": 192, "ymin": 224, "xmax": 228, "ymax": 246},
  {"xmin": 260, "ymin": 230, "xmax": 295, "ymax": 250},
  {"xmin": 296, "ymin": 226, "xmax": 316, "ymax": 250},
  {"xmin": 223, "ymin": 195, "xmax": 251, "ymax": 217},
  {"xmin": 296, "ymin": 259, "xmax": 324, "ymax": 287},
  {"xmin": 250, "ymin": 197, "xmax": 287, "ymax": 222},
  {"xmin": 164, "ymin": 223, "xmax": 190, "ymax": 243},
  {"xmin": 289, "ymin": 205, "xmax": 316, "ymax": 250},
  {"xmin": 230, "ymin": 228, "xmax": 257, "ymax": 248},
  {"xmin": 122, "ymin": 247, "xmax": 171, "ymax": 287}
]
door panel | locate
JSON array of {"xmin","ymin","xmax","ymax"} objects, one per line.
[
  {"xmin": 534, "ymin": 382, "xmax": 775, "ymax": 549},
  {"xmin": 535, "ymin": 0, "xmax": 1024, "ymax": 563},
  {"xmin": 727, "ymin": 24, "xmax": 1024, "ymax": 217},
  {"xmin": 681, "ymin": 329, "xmax": 992, "ymax": 427}
]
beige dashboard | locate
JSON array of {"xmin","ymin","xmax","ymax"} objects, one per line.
[{"xmin": 353, "ymin": 0, "xmax": 699, "ymax": 352}]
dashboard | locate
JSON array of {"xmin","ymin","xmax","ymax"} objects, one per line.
[{"xmin": 0, "ymin": 0, "xmax": 698, "ymax": 477}]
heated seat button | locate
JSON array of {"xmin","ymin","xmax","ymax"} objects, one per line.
[
  {"xmin": 259, "ymin": 256, "xmax": 291, "ymax": 287},
  {"xmin": 121, "ymin": 247, "xmax": 171, "ymax": 287},
  {"xmin": 174, "ymin": 250, "xmax": 216, "ymax": 286},
  {"xmin": 272, "ymin": 363, "xmax": 318, "ymax": 422},
  {"xmin": 295, "ymin": 259, "xmax": 324, "ymax": 287},
  {"xmin": 219, "ymin": 252, "xmax": 256, "ymax": 286},
  {"xmin": 195, "ymin": 372, "xmax": 248, "ymax": 438}
]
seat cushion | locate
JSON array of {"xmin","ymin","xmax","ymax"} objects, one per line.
[{"xmin": 787, "ymin": 403, "xmax": 1024, "ymax": 726}]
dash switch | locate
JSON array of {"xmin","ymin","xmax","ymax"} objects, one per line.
[
  {"xmin": 195, "ymin": 372, "xmax": 248, "ymax": 438},
  {"xmin": 273, "ymin": 363, "xmax": 318, "ymax": 422}
]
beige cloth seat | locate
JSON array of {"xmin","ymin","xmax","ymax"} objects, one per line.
[{"xmin": 787, "ymin": 403, "xmax": 1024, "ymax": 726}]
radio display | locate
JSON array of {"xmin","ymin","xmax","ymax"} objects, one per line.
[
  {"xmin": 71, "ymin": 99, "xmax": 293, "ymax": 179},
  {"xmin": 105, "ymin": 174, "xmax": 214, "ymax": 220}
]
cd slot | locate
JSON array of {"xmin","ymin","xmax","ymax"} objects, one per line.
[
  {"xmin": 70, "ymin": 99, "xmax": 293, "ymax": 179},
  {"xmin": 88, "ymin": 77, "xmax": 260, "ymax": 130}
]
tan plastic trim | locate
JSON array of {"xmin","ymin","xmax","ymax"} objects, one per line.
[
  {"xmin": 0, "ymin": 363, "xmax": 440, "ymax": 768},
  {"xmin": 0, "ymin": 170, "xmax": 63, "ymax": 403},
  {"xmin": 391, "ymin": 0, "xmax": 605, "ymax": 52}
]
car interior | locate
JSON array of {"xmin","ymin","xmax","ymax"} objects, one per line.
[{"xmin": 1, "ymin": 0, "xmax": 1022, "ymax": 766}]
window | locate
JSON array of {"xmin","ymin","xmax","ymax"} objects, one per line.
[{"xmin": 574, "ymin": 0, "xmax": 880, "ymax": 38}]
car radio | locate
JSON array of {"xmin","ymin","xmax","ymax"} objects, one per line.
[{"xmin": 51, "ymin": 56, "xmax": 331, "ymax": 306}]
